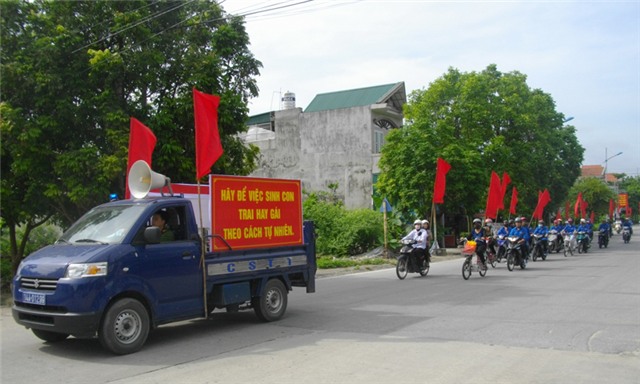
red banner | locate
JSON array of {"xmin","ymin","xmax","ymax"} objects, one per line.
[
  {"xmin": 209, "ymin": 175, "xmax": 303, "ymax": 251},
  {"xmin": 618, "ymin": 193, "xmax": 629, "ymax": 208}
]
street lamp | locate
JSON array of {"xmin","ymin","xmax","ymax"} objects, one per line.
[
  {"xmin": 563, "ymin": 116, "xmax": 574, "ymax": 123},
  {"xmin": 603, "ymin": 148, "xmax": 623, "ymax": 178}
]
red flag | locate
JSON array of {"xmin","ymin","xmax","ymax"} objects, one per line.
[
  {"xmin": 628, "ymin": 206, "xmax": 633, "ymax": 217},
  {"xmin": 193, "ymin": 88, "xmax": 223, "ymax": 180},
  {"xmin": 532, "ymin": 189, "xmax": 551, "ymax": 220},
  {"xmin": 509, "ymin": 186, "xmax": 518, "ymax": 215},
  {"xmin": 498, "ymin": 172, "xmax": 511, "ymax": 210},
  {"xmin": 485, "ymin": 171, "xmax": 502, "ymax": 219},
  {"xmin": 574, "ymin": 192, "xmax": 583, "ymax": 218},
  {"xmin": 432, "ymin": 158, "xmax": 451, "ymax": 204},
  {"xmin": 556, "ymin": 209, "xmax": 562, "ymax": 221},
  {"xmin": 581, "ymin": 200, "xmax": 588, "ymax": 219},
  {"xmin": 609, "ymin": 199, "xmax": 615, "ymax": 219},
  {"xmin": 126, "ymin": 118, "xmax": 157, "ymax": 199},
  {"xmin": 590, "ymin": 211, "xmax": 595, "ymax": 224},
  {"xmin": 565, "ymin": 201, "xmax": 570, "ymax": 220}
]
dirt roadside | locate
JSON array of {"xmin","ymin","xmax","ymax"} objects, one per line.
[{"xmin": 316, "ymin": 248, "xmax": 463, "ymax": 278}]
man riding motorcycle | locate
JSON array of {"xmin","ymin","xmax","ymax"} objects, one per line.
[
  {"xmin": 598, "ymin": 218, "xmax": 610, "ymax": 248},
  {"xmin": 508, "ymin": 217, "xmax": 530, "ymax": 261},
  {"xmin": 532, "ymin": 219, "xmax": 549, "ymax": 256}
]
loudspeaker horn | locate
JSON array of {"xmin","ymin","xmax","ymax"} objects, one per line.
[{"xmin": 128, "ymin": 160, "xmax": 172, "ymax": 199}]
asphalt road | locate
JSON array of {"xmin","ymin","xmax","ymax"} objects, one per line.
[{"xmin": 1, "ymin": 231, "xmax": 639, "ymax": 384}]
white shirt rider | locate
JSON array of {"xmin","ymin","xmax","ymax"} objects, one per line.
[{"xmin": 402, "ymin": 221, "xmax": 428, "ymax": 249}]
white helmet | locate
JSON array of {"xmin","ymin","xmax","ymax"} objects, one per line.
[
  {"xmin": 413, "ymin": 219, "xmax": 422, "ymax": 225},
  {"xmin": 421, "ymin": 219, "xmax": 429, "ymax": 224}
]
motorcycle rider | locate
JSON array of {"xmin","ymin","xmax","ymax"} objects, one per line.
[
  {"xmin": 562, "ymin": 218, "xmax": 577, "ymax": 249},
  {"xmin": 402, "ymin": 219, "xmax": 428, "ymax": 270},
  {"xmin": 622, "ymin": 217, "xmax": 633, "ymax": 236},
  {"xmin": 577, "ymin": 218, "xmax": 591, "ymax": 248},
  {"xmin": 467, "ymin": 218, "xmax": 489, "ymax": 269},
  {"xmin": 598, "ymin": 218, "xmax": 610, "ymax": 246},
  {"xmin": 532, "ymin": 219, "xmax": 549, "ymax": 255},
  {"xmin": 508, "ymin": 217, "xmax": 530, "ymax": 260},
  {"xmin": 484, "ymin": 218, "xmax": 497, "ymax": 256},
  {"xmin": 497, "ymin": 221, "xmax": 510, "ymax": 237},
  {"xmin": 421, "ymin": 219, "xmax": 432, "ymax": 263},
  {"xmin": 551, "ymin": 219, "xmax": 565, "ymax": 234}
]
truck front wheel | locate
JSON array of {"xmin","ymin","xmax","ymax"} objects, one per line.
[
  {"xmin": 253, "ymin": 279, "xmax": 288, "ymax": 322},
  {"xmin": 99, "ymin": 298, "xmax": 150, "ymax": 355}
]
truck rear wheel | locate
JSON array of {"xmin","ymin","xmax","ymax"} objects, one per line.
[
  {"xmin": 99, "ymin": 298, "xmax": 150, "ymax": 355},
  {"xmin": 253, "ymin": 279, "xmax": 288, "ymax": 322},
  {"xmin": 32, "ymin": 329, "xmax": 69, "ymax": 343}
]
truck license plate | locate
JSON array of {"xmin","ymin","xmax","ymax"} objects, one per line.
[{"xmin": 23, "ymin": 292, "xmax": 46, "ymax": 306}]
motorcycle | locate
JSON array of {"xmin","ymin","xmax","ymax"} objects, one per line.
[
  {"xmin": 396, "ymin": 239, "xmax": 429, "ymax": 280},
  {"xmin": 548, "ymin": 230, "xmax": 563, "ymax": 253},
  {"xmin": 506, "ymin": 236, "xmax": 527, "ymax": 271},
  {"xmin": 597, "ymin": 230, "xmax": 609, "ymax": 248},
  {"xmin": 622, "ymin": 227, "xmax": 631, "ymax": 244},
  {"xmin": 563, "ymin": 232, "xmax": 576, "ymax": 256},
  {"xmin": 495, "ymin": 234, "xmax": 508, "ymax": 263},
  {"xmin": 576, "ymin": 231, "xmax": 589, "ymax": 254},
  {"xmin": 461, "ymin": 241, "xmax": 487, "ymax": 280},
  {"xmin": 614, "ymin": 220, "xmax": 622, "ymax": 234},
  {"xmin": 531, "ymin": 234, "xmax": 547, "ymax": 261}
]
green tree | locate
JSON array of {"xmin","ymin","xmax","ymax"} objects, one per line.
[
  {"xmin": 1, "ymin": 0, "xmax": 261, "ymax": 274},
  {"xmin": 567, "ymin": 177, "xmax": 616, "ymax": 219},
  {"xmin": 377, "ymin": 65, "xmax": 584, "ymax": 221}
]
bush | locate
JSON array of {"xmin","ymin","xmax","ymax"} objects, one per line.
[
  {"xmin": 1, "ymin": 223, "xmax": 61, "ymax": 289},
  {"xmin": 303, "ymin": 192, "xmax": 385, "ymax": 256}
]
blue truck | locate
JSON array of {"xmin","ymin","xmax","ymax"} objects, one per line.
[{"xmin": 11, "ymin": 194, "xmax": 316, "ymax": 355}]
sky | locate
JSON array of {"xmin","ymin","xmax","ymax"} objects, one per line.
[{"xmin": 223, "ymin": 0, "xmax": 640, "ymax": 176}]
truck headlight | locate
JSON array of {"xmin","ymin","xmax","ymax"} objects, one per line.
[{"xmin": 65, "ymin": 262, "xmax": 108, "ymax": 278}]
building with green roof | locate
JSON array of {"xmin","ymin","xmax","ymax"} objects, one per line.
[{"xmin": 243, "ymin": 82, "xmax": 406, "ymax": 209}]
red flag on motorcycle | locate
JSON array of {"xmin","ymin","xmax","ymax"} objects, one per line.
[
  {"xmin": 581, "ymin": 200, "xmax": 588, "ymax": 219},
  {"xmin": 556, "ymin": 209, "xmax": 562, "ymax": 221},
  {"xmin": 509, "ymin": 186, "xmax": 518, "ymax": 215},
  {"xmin": 499, "ymin": 172, "xmax": 511, "ymax": 210},
  {"xmin": 565, "ymin": 201, "xmax": 570, "ymax": 220},
  {"xmin": 193, "ymin": 88, "xmax": 223, "ymax": 180},
  {"xmin": 485, "ymin": 171, "xmax": 502, "ymax": 219},
  {"xmin": 433, "ymin": 157, "xmax": 451, "ymax": 204},
  {"xmin": 126, "ymin": 118, "xmax": 157, "ymax": 199}
]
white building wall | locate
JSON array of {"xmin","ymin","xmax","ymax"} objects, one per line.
[{"xmin": 250, "ymin": 106, "xmax": 375, "ymax": 209}]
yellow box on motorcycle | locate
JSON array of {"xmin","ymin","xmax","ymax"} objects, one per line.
[{"xmin": 463, "ymin": 240, "xmax": 477, "ymax": 255}]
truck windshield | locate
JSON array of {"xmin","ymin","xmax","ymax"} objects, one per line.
[{"xmin": 58, "ymin": 205, "xmax": 148, "ymax": 245}]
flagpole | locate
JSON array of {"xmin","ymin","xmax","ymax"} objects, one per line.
[{"xmin": 197, "ymin": 179, "xmax": 209, "ymax": 318}]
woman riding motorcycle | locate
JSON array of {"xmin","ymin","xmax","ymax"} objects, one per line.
[
  {"xmin": 401, "ymin": 219, "xmax": 428, "ymax": 270},
  {"xmin": 467, "ymin": 218, "xmax": 489, "ymax": 269}
]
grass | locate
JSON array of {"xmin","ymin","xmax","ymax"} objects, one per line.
[{"xmin": 316, "ymin": 255, "xmax": 395, "ymax": 269}]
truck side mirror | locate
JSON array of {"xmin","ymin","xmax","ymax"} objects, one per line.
[{"xmin": 144, "ymin": 227, "xmax": 162, "ymax": 244}]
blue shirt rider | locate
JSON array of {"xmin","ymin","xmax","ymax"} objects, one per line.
[
  {"xmin": 622, "ymin": 218, "xmax": 633, "ymax": 235},
  {"xmin": 532, "ymin": 219, "xmax": 549, "ymax": 254},
  {"xmin": 467, "ymin": 218, "xmax": 489, "ymax": 269},
  {"xmin": 508, "ymin": 217, "xmax": 530, "ymax": 260},
  {"xmin": 598, "ymin": 220, "xmax": 610, "ymax": 244},
  {"xmin": 577, "ymin": 218, "xmax": 591, "ymax": 246}
]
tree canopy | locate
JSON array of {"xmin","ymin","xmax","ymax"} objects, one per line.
[
  {"xmin": 377, "ymin": 65, "xmax": 584, "ymax": 221},
  {"xmin": 1, "ymin": 0, "xmax": 262, "ymax": 272}
]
